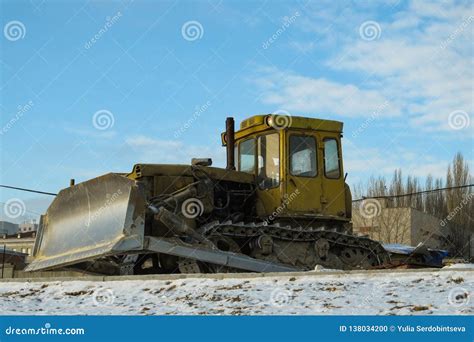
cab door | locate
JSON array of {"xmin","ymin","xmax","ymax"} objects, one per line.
[
  {"xmin": 285, "ymin": 131, "xmax": 323, "ymax": 214},
  {"xmin": 319, "ymin": 134, "xmax": 346, "ymax": 217},
  {"xmin": 236, "ymin": 133, "xmax": 282, "ymax": 218},
  {"xmin": 255, "ymin": 132, "xmax": 282, "ymax": 217}
]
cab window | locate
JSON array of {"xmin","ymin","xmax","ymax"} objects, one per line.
[
  {"xmin": 289, "ymin": 135, "xmax": 317, "ymax": 177},
  {"xmin": 234, "ymin": 144, "xmax": 238, "ymax": 170},
  {"xmin": 238, "ymin": 138, "xmax": 255, "ymax": 173},
  {"xmin": 257, "ymin": 133, "xmax": 279, "ymax": 188},
  {"xmin": 324, "ymin": 138, "xmax": 341, "ymax": 179}
]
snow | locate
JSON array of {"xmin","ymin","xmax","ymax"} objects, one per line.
[
  {"xmin": 443, "ymin": 263, "xmax": 474, "ymax": 270},
  {"xmin": 0, "ymin": 269, "xmax": 472, "ymax": 315}
]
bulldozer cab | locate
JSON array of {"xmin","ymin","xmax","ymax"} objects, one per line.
[{"xmin": 229, "ymin": 115, "xmax": 348, "ymax": 221}]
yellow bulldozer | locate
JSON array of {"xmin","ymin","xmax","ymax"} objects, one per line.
[{"xmin": 26, "ymin": 114, "xmax": 439, "ymax": 275}]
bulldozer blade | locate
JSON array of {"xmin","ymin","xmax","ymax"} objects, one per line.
[{"xmin": 26, "ymin": 173, "xmax": 147, "ymax": 272}]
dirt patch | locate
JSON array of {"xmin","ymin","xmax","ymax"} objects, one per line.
[
  {"xmin": 411, "ymin": 305, "xmax": 430, "ymax": 312},
  {"xmin": 64, "ymin": 290, "xmax": 92, "ymax": 296}
]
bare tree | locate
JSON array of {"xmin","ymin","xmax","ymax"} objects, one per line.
[
  {"xmin": 353, "ymin": 152, "xmax": 473, "ymax": 259},
  {"xmin": 445, "ymin": 153, "xmax": 472, "ymax": 258}
]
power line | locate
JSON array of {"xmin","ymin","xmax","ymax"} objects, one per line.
[
  {"xmin": 353, "ymin": 184, "xmax": 474, "ymax": 202},
  {"xmin": 1, "ymin": 182, "xmax": 473, "ymax": 202},
  {"xmin": 0, "ymin": 184, "xmax": 57, "ymax": 196}
]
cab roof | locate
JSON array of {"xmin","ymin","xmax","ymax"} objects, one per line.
[{"xmin": 234, "ymin": 114, "xmax": 343, "ymax": 140}]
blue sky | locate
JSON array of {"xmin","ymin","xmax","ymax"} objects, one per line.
[{"xmin": 0, "ymin": 0, "xmax": 473, "ymax": 223}]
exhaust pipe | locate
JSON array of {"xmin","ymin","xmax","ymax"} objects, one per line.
[{"xmin": 226, "ymin": 117, "xmax": 235, "ymax": 170}]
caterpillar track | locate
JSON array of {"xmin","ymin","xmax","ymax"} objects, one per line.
[{"xmin": 192, "ymin": 220, "xmax": 391, "ymax": 271}]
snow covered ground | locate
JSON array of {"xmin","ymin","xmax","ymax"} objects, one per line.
[{"xmin": 0, "ymin": 267, "xmax": 472, "ymax": 315}]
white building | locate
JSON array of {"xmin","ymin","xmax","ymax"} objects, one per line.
[{"xmin": 18, "ymin": 220, "xmax": 38, "ymax": 233}]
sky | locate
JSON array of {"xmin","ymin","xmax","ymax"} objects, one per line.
[{"xmin": 0, "ymin": 0, "xmax": 473, "ymax": 223}]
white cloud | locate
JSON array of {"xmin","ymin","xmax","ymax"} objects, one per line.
[
  {"xmin": 343, "ymin": 140, "xmax": 453, "ymax": 188},
  {"xmin": 288, "ymin": 41, "xmax": 316, "ymax": 53},
  {"xmin": 126, "ymin": 136, "xmax": 181, "ymax": 149},
  {"xmin": 254, "ymin": 67, "xmax": 401, "ymax": 118},
  {"xmin": 408, "ymin": 0, "xmax": 470, "ymax": 20},
  {"xmin": 255, "ymin": 0, "xmax": 472, "ymax": 134},
  {"xmin": 330, "ymin": 2, "xmax": 473, "ymax": 133},
  {"xmin": 125, "ymin": 135, "xmax": 226, "ymax": 167},
  {"xmin": 65, "ymin": 126, "xmax": 117, "ymax": 139}
]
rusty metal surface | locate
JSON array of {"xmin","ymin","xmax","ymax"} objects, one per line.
[{"xmin": 26, "ymin": 173, "xmax": 146, "ymax": 272}]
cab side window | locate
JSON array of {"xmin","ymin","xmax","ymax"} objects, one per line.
[
  {"xmin": 257, "ymin": 133, "xmax": 279, "ymax": 188},
  {"xmin": 289, "ymin": 135, "xmax": 317, "ymax": 177},
  {"xmin": 239, "ymin": 138, "xmax": 255, "ymax": 173},
  {"xmin": 324, "ymin": 138, "xmax": 341, "ymax": 179}
]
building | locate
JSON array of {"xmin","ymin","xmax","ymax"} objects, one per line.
[
  {"xmin": 0, "ymin": 231, "xmax": 36, "ymax": 256},
  {"xmin": 0, "ymin": 221, "xmax": 19, "ymax": 235},
  {"xmin": 18, "ymin": 220, "xmax": 38, "ymax": 233},
  {"xmin": 352, "ymin": 199, "xmax": 451, "ymax": 251}
]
